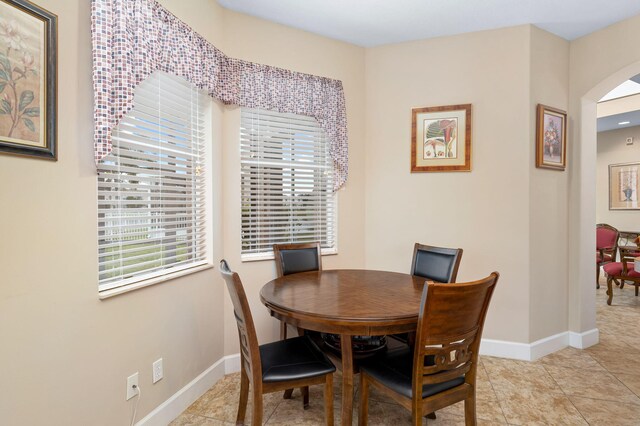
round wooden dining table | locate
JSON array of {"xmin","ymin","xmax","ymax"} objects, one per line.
[{"xmin": 260, "ymin": 269, "xmax": 427, "ymax": 426}]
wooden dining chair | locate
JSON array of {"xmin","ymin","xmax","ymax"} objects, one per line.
[
  {"xmin": 358, "ymin": 272, "xmax": 499, "ymax": 426},
  {"xmin": 273, "ymin": 242, "xmax": 322, "ymax": 280},
  {"xmin": 390, "ymin": 243, "xmax": 464, "ymax": 346},
  {"xmin": 273, "ymin": 242, "xmax": 322, "ymax": 339},
  {"xmin": 411, "ymin": 243, "xmax": 463, "ymax": 283},
  {"xmin": 272, "ymin": 242, "xmax": 323, "ymax": 404},
  {"xmin": 219, "ymin": 260, "xmax": 336, "ymax": 425}
]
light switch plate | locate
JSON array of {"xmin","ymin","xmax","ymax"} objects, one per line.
[{"xmin": 153, "ymin": 358, "xmax": 163, "ymax": 384}]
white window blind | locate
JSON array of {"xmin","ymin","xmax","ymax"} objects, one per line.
[
  {"xmin": 97, "ymin": 71, "xmax": 208, "ymax": 292},
  {"xmin": 240, "ymin": 108, "xmax": 336, "ymax": 257}
]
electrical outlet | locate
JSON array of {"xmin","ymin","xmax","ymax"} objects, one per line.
[
  {"xmin": 152, "ymin": 358, "xmax": 163, "ymax": 384},
  {"xmin": 126, "ymin": 372, "xmax": 139, "ymax": 400}
]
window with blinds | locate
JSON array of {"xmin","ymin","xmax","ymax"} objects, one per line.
[
  {"xmin": 97, "ymin": 71, "xmax": 208, "ymax": 292},
  {"xmin": 240, "ymin": 108, "xmax": 337, "ymax": 258}
]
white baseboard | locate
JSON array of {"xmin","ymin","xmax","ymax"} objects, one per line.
[
  {"xmin": 480, "ymin": 338, "xmax": 533, "ymax": 360},
  {"xmin": 137, "ymin": 357, "xmax": 226, "ymax": 426},
  {"xmin": 224, "ymin": 353, "xmax": 241, "ymax": 374},
  {"xmin": 569, "ymin": 328, "xmax": 599, "ymax": 349},
  {"xmin": 529, "ymin": 332, "xmax": 571, "ymax": 360},
  {"xmin": 480, "ymin": 329, "xmax": 599, "ymax": 361}
]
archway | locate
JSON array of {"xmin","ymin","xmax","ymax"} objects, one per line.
[{"xmin": 570, "ymin": 61, "xmax": 640, "ymax": 348}]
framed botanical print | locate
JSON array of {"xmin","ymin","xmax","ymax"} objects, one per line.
[
  {"xmin": 535, "ymin": 104, "xmax": 566, "ymax": 170},
  {"xmin": 411, "ymin": 104, "xmax": 471, "ymax": 172},
  {"xmin": 0, "ymin": 0, "xmax": 57, "ymax": 160},
  {"xmin": 610, "ymin": 162, "xmax": 640, "ymax": 210}
]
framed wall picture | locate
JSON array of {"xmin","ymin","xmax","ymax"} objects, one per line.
[
  {"xmin": 609, "ymin": 162, "xmax": 640, "ymax": 210},
  {"xmin": 411, "ymin": 104, "xmax": 471, "ymax": 172},
  {"xmin": 0, "ymin": 0, "xmax": 57, "ymax": 160},
  {"xmin": 535, "ymin": 104, "xmax": 566, "ymax": 170}
]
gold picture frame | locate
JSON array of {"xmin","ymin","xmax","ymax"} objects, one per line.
[
  {"xmin": 609, "ymin": 162, "xmax": 640, "ymax": 210},
  {"xmin": 535, "ymin": 104, "xmax": 566, "ymax": 170},
  {"xmin": 411, "ymin": 104, "xmax": 471, "ymax": 172},
  {"xmin": 0, "ymin": 0, "xmax": 57, "ymax": 160}
]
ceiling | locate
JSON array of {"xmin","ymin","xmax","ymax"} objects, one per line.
[
  {"xmin": 597, "ymin": 110, "xmax": 640, "ymax": 132},
  {"xmin": 598, "ymin": 76, "xmax": 640, "ymax": 132},
  {"xmin": 217, "ymin": 0, "xmax": 640, "ymax": 47}
]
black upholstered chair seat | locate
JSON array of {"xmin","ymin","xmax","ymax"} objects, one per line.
[
  {"xmin": 360, "ymin": 346, "xmax": 464, "ymax": 399},
  {"xmin": 260, "ymin": 336, "xmax": 336, "ymax": 383}
]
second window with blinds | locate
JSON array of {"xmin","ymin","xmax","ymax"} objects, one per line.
[{"xmin": 240, "ymin": 108, "xmax": 337, "ymax": 260}]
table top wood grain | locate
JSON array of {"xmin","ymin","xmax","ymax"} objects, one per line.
[{"xmin": 260, "ymin": 269, "xmax": 427, "ymax": 335}]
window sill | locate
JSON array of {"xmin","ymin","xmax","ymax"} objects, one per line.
[
  {"xmin": 98, "ymin": 263, "xmax": 214, "ymax": 300},
  {"xmin": 241, "ymin": 248, "xmax": 338, "ymax": 263}
]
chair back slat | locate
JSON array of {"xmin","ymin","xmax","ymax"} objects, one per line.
[
  {"xmin": 421, "ymin": 330, "xmax": 475, "ymax": 376},
  {"xmin": 413, "ymin": 273, "xmax": 498, "ymax": 391},
  {"xmin": 273, "ymin": 242, "xmax": 322, "ymax": 277},
  {"xmin": 220, "ymin": 260, "xmax": 261, "ymax": 382},
  {"xmin": 411, "ymin": 243, "xmax": 463, "ymax": 283},
  {"xmin": 422, "ymin": 363, "xmax": 472, "ymax": 385}
]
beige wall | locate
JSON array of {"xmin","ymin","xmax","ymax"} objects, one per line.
[
  {"xmin": 528, "ymin": 27, "xmax": 570, "ymax": 341},
  {"xmin": 364, "ymin": 26, "xmax": 533, "ymax": 343},
  {"xmin": 596, "ymin": 126, "xmax": 640, "ymax": 230},
  {"xmin": 569, "ymin": 13, "xmax": 640, "ymax": 334},
  {"xmin": 0, "ymin": 1, "xmax": 226, "ymax": 424}
]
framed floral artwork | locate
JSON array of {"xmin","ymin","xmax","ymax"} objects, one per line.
[
  {"xmin": 0, "ymin": 0, "xmax": 57, "ymax": 160},
  {"xmin": 609, "ymin": 162, "xmax": 640, "ymax": 210},
  {"xmin": 535, "ymin": 104, "xmax": 566, "ymax": 170},
  {"xmin": 411, "ymin": 104, "xmax": 471, "ymax": 172}
]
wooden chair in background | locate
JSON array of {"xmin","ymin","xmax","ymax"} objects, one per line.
[
  {"xmin": 272, "ymin": 242, "xmax": 323, "ymax": 405},
  {"xmin": 390, "ymin": 243, "xmax": 464, "ymax": 346},
  {"xmin": 411, "ymin": 243, "xmax": 463, "ymax": 283},
  {"xmin": 358, "ymin": 273, "xmax": 499, "ymax": 426},
  {"xmin": 273, "ymin": 242, "xmax": 322, "ymax": 339},
  {"xmin": 220, "ymin": 260, "xmax": 336, "ymax": 425}
]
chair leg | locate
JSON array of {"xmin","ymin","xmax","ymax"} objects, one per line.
[
  {"xmin": 464, "ymin": 394, "xmax": 477, "ymax": 426},
  {"xmin": 358, "ymin": 372, "xmax": 369, "ymax": 426},
  {"xmin": 636, "ymin": 283, "xmax": 639, "ymax": 297},
  {"xmin": 411, "ymin": 411, "xmax": 422, "ymax": 426},
  {"xmin": 251, "ymin": 388, "xmax": 263, "ymax": 426},
  {"xmin": 596, "ymin": 266, "xmax": 600, "ymax": 289},
  {"xmin": 324, "ymin": 374, "xmax": 334, "ymax": 426},
  {"xmin": 280, "ymin": 321, "xmax": 295, "ymax": 400},
  {"xmin": 237, "ymin": 369, "xmax": 249, "ymax": 425},
  {"xmin": 607, "ymin": 276, "xmax": 614, "ymax": 305},
  {"xmin": 302, "ymin": 386, "xmax": 310, "ymax": 409}
]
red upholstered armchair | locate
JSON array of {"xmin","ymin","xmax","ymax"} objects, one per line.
[
  {"xmin": 596, "ymin": 223, "xmax": 618, "ymax": 289},
  {"xmin": 603, "ymin": 247, "xmax": 640, "ymax": 305}
]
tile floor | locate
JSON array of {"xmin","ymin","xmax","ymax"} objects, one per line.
[{"xmin": 172, "ymin": 282, "xmax": 640, "ymax": 425}]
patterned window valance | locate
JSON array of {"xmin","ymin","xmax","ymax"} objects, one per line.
[{"xmin": 91, "ymin": 0, "xmax": 348, "ymax": 190}]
